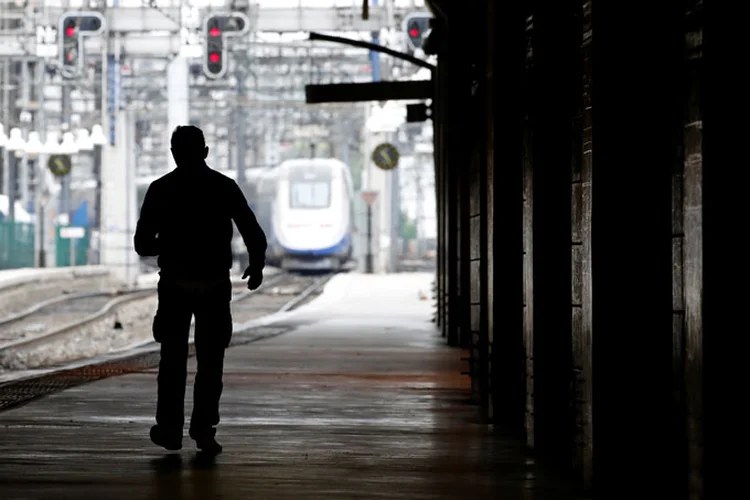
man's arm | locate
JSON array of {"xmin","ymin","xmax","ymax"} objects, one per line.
[
  {"xmin": 229, "ymin": 180, "xmax": 267, "ymax": 274},
  {"xmin": 133, "ymin": 183, "xmax": 160, "ymax": 256}
]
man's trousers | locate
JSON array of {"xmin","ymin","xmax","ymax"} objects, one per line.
[{"xmin": 152, "ymin": 276, "xmax": 233, "ymax": 434}]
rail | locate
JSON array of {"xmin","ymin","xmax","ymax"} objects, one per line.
[{"xmin": 0, "ymin": 271, "xmax": 336, "ymax": 411}]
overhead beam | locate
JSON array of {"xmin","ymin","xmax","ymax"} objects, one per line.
[
  {"xmin": 254, "ymin": 7, "xmax": 388, "ymax": 32},
  {"xmin": 104, "ymin": 7, "xmax": 181, "ymax": 32},
  {"xmin": 33, "ymin": 7, "xmax": 391, "ymax": 33},
  {"xmin": 34, "ymin": 8, "xmax": 182, "ymax": 32},
  {"xmin": 305, "ymin": 81, "xmax": 433, "ymax": 103},
  {"xmin": 100, "ymin": 35, "xmax": 182, "ymax": 56}
]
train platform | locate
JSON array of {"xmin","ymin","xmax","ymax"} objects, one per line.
[{"xmin": 0, "ymin": 272, "xmax": 576, "ymax": 500}]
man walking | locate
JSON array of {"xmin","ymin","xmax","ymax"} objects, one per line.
[{"xmin": 134, "ymin": 125, "xmax": 267, "ymax": 455}]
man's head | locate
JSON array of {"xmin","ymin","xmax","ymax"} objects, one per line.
[{"xmin": 170, "ymin": 125, "xmax": 209, "ymax": 166}]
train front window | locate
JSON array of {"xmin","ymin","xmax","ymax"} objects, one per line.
[{"xmin": 290, "ymin": 181, "xmax": 331, "ymax": 209}]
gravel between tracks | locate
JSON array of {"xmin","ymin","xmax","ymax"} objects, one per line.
[
  {"xmin": 0, "ymin": 294, "xmax": 159, "ymax": 371},
  {"xmin": 0, "ymin": 295, "xmax": 114, "ymax": 343},
  {"xmin": 0, "ymin": 276, "xmax": 114, "ymax": 318},
  {"xmin": 0, "ymin": 274, "xmax": 325, "ymax": 372}
]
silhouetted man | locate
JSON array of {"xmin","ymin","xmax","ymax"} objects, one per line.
[{"xmin": 134, "ymin": 125, "xmax": 267, "ymax": 455}]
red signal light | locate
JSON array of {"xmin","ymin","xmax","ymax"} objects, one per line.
[
  {"xmin": 409, "ymin": 28, "xmax": 419, "ymax": 38},
  {"xmin": 66, "ymin": 26, "xmax": 76, "ymax": 37},
  {"xmin": 209, "ymin": 27, "xmax": 221, "ymax": 37},
  {"xmin": 209, "ymin": 52, "xmax": 220, "ymax": 63}
]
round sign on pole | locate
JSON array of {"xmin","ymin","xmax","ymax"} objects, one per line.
[
  {"xmin": 360, "ymin": 190, "xmax": 379, "ymax": 206},
  {"xmin": 371, "ymin": 142, "xmax": 399, "ymax": 171},
  {"xmin": 48, "ymin": 154, "xmax": 72, "ymax": 177}
]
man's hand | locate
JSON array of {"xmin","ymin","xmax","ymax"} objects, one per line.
[{"xmin": 242, "ymin": 266, "xmax": 263, "ymax": 291}]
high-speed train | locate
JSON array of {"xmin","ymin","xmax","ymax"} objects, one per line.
[{"xmin": 252, "ymin": 158, "xmax": 354, "ymax": 271}]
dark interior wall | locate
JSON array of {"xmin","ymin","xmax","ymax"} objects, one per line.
[
  {"xmin": 571, "ymin": 0, "xmax": 594, "ymax": 485},
  {"xmin": 431, "ymin": 2, "xmax": 480, "ymax": 381},
  {"xmin": 437, "ymin": 0, "xmax": 494, "ymax": 408},
  {"xmin": 444, "ymin": 25, "xmax": 460, "ymax": 347},
  {"xmin": 589, "ymin": 0, "xmax": 685, "ymax": 496},
  {"xmin": 432, "ymin": 0, "xmax": 702, "ymax": 495},
  {"xmin": 521, "ymin": 12, "xmax": 535, "ymax": 447},
  {"xmin": 681, "ymin": 3, "xmax": 702, "ymax": 497},
  {"xmin": 434, "ymin": 0, "xmax": 527, "ymax": 417},
  {"xmin": 434, "ymin": 68, "xmax": 445, "ymax": 337},
  {"xmin": 528, "ymin": 0, "xmax": 577, "ymax": 467},
  {"xmin": 452, "ymin": 11, "xmax": 473, "ymax": 353},
  {"xmin": 466, "ymin": 5, "xmax": 489, "ymax": 409},
  {"xmin": 432, "ymin": 8, "xmax": 449, "ymax": 342},
  {"xmin": 487, "ymin": 0, "xmax": 526, "ymax": 432},
  {"xmin": 703, "ymin": 0, "xmax": 738, "ymax": 496},
  {"xmin": 484, "ymin": 0, "xmax": 495, "ymax": 420}
]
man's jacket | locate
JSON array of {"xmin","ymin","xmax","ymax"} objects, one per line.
[{"xmin": 134, "ymin": 161, "xmax": 267, "ymax": 279}]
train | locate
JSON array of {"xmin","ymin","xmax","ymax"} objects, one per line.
[
  {"xmin": 132, "ymin": 157, "xmax": 355, "ymax": 272},
  {"xmin": 251, "ymin": 158, "xmax": 355, "ymax": 271}
]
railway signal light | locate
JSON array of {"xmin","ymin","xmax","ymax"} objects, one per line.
[
  {"xmin": 62, "ymin": 17, "xmax": 78, "ymax": 67},
  {"xmin": 202, "ymin": 12, "xmax": 250, "ymax": 79},
  {"xmin": 403, "ymin": 12, "xmax": 432, "ymax": 51},
  {"xmin": 58, "ymin": 11, "xmax": 105, "ymax": 78}
]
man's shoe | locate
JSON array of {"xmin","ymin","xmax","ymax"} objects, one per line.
[
  {"xmin": 189, "ymin": 428, "xmax": 223, "ymax": 455},
  {"xmin": 150, "ymin": 425, "xmax": 183, "ymax": 451}
]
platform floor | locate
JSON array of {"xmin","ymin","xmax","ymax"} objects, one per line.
[{"xmin": 0, "ymin": 273, "xmax": 576, "ymax": 499}]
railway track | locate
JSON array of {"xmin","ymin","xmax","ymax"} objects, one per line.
[
  {"xmin": 230, "ymin": 271, "xmax": 332, "ymax": 324},
  {"xmin": 0, "ymin": 289, "xmax": 157, "ymax": 370},
  {"xmin": 0, "ymin": 270, "xmax": 333, "ymax": 372},
  {"xmin": 0, "ymin": 270, "xmax": 336, "ymax": 412},
  {"xmin": 0, "ymin": 289, "xmax": 146, "ymax": 343},
  {"xmin": 0, "ymin": 274, "xmax": 112, "ymax": 318}
]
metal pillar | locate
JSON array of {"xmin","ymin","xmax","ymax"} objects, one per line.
[
  {"xmin": 38, "ymin": 202, "xmax": 47, "ymax": 267},
  {"xmin": 369, "ymin": 0, "xmax": 381, "ymax": 82},
  {"xmin": 19, "ymin": 63, "xmax": 30, "ymax": 209},
  {"xmin": 235, "ymin": 69, "xmax": 247, "ymax": 194},
  {"xmin": 389, "ymin": 164, "xmax": 400, "ymax": 272},
  {"xmin": 19, "ymin": 156, "xmax": 29, "ymax": 209},
  {"xmin": 366, "ymin": 204, "xmax": 374, "ymax": 273},
  {"xmin": 60, "ymin": 84, "xmax": 72, "ymax": 219},
  {"xmin": 415, "ymin": 160, "xmax": 424, "ymax": 256},
  {"xmin": 1, "ymin": 60, "xmax": 11, "ymax": 195},
  {"xmin": 7, "ymin": 151, "xmax": 16, "ymax": 221},
  {"xmin": 125, "ymin": 110, "xmax": 136, "ymax": 284},
  {"xmin": 34, "ymin": 59, "xmax": 47, "ymax": 267},
  {"xmin": 93, "ymin": 144, "xmax": 102, "ymax": 233},
  {"xmin": 167, "ymin": 56, "xmax": 189, "ymax": 171}
]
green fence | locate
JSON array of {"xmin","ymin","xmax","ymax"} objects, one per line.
[
  {"xmin": 0, "ymin": 220, "xmax": 35, "ymax": 270},
  {"xmin": 55, "ymin": 226, "xmax": 90, "ymax": 267}
]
